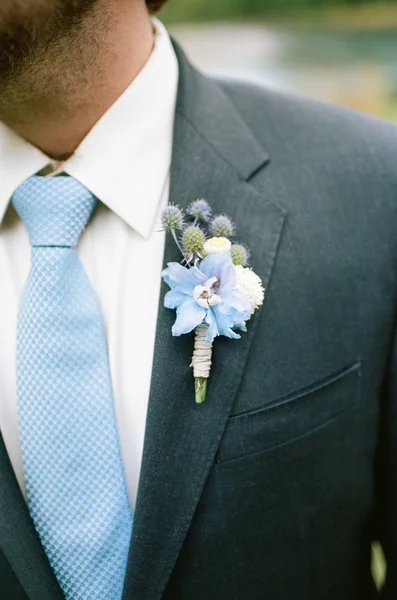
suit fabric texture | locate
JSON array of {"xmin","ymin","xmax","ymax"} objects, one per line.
[{"xmin": 1, "ymin": 40, "xmax": 397, "ymax": 600}]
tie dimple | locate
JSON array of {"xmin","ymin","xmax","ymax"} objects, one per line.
[{"xmin": 12, "ymin": 176, "xmax": 97, "ymax": 247}]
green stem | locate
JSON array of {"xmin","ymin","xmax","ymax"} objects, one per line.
[{"xmin": 195, "ymin": 377, "xmax": 208, "ymax": 404}]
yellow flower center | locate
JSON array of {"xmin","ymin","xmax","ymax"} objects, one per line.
[
  {"xmin": 208, "ymin": 237, "xmax": 228, "ymax": 248},
  {"xmin": 204, "ymin": 237, "xmax": 232, "ymax": 255}
]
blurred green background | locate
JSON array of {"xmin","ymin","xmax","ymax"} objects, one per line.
[
  {"xmin": 164, "ymin": 0, "xmax": 397, "ymax": 23},
  {"xmin": 163, "ymin": 0, "xmax": 391, "ymax": 590},
  {"xmin": 163, "ymin": 1, "xmax": 397, "ymax": 120}
]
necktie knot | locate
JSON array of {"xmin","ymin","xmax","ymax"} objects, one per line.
[{"xmin": 12, "ymin": 176, "xmax": 97, "ymax": 247}]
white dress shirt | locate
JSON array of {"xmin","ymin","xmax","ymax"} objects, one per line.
[{"xmin": 0, "ymin": 19, "xmax": 179, "ymax": 509}]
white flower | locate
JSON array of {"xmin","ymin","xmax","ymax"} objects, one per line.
[
  {"xmin": 203, "ymin": 236, "xmax": 232, "ymax": 255},
  {"xmin": 193, "ymin": 277, "xmax": 223, "ymax": 309},
  {"xmin": 235, "ymin": 265, "xmax": 265, "ymax": 316}
]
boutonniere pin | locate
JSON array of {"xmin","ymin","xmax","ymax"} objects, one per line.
[{"xmin": 161, "ymin": 200, "xmax": 264, "ymax": 404}]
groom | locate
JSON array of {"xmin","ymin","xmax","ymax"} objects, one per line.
[{"xmin": 0, "ymin": 1, "xmax": 396, "ymax": 599}]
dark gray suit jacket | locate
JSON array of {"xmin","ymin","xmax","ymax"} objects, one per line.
[{"xmin": 1, "ymin": 41, "xmax": 397, "ymax": 600}]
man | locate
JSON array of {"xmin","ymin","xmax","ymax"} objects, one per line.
[{"xmin": 0, "ymin": 0, "xmax": 396, "ymax": 599}]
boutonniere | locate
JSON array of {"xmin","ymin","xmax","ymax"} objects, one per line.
[{"xmin": 161, "ymin": 200, "xmax": 264, "ymax": 404}]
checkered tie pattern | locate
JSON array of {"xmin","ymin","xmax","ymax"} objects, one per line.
[{"xmin": 12, "ymin": 176, "xmax": 133, "ymax": 600}]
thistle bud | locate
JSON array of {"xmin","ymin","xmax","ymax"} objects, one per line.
[
  {"xmin": 187, "ymin": 199, "xmax": 212, "ymax": 222},
  {"xmin": 210, "ymin": 214, "xmax": 235, "ymax": 238},
  {"xmin": 231, "ymin": 243, "xmax": 250, "ymax": 266},
  {"xmin": 182, "ymin": 225, "xmax": 206, "ymax": 255},
  {"xmin": 161, "ymin": 204, "xmax": 184, "ymax": 231}
]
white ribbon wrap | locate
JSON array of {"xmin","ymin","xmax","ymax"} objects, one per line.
[{"xmin": 191, "ymin": 324, "xmax": 212, "ymax": 378}]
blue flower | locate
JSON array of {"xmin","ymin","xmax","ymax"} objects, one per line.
[{"xmin": 162, "ymin": 253, "xmax": 252, "ymax": 343}]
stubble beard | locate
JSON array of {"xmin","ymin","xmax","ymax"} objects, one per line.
[{"xmin": 0, "ymin": 0, "xmax": 98, "ymax": 104}]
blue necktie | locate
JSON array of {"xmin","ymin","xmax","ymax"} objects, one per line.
[{"xmin": 12, "ymin": 176, "xmax": 133, "ymax": 600}]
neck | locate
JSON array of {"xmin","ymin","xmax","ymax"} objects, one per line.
[{"xmin": 0, "ymin": 2, "xmax": 154, "ymax": 160}]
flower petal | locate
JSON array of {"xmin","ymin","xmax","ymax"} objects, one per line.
[
  {"xmin": 205, "ymin": 306, "xmax": 241, "ymax": 342},
  {"xmin": 219, "ymin": 288, "xmax": 252, "ymax": 319},
  {"xmin": 162, "ymin": 262, "xmax": 206, "ymax": 295},
  {"xmin": 164, "ymin": 289, "xmax": 187, "ymax": 309},
  {"xmin": 204, "ymin": 308, "xmax": 220, "ymax": 343},
  {"xmin": 213, "ymin": 306, "xmax": 241, "ymax": 340},
  {"xmin": 172, "ymin": 299, "xmax": 206, "ymax": 337},
  {"xmin": 199, "ymin": 253, "xmax": 236, "ymax": 289}
]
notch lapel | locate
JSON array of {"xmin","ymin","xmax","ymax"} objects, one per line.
[
  {"xmin": 0, "ymin": 434, "xmax": 64, "ymax": 599},
  {"xmin": 123, "ymin": 45, "xmax": 286, "ymax": 600}
]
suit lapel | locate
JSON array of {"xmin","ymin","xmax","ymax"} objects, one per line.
[
  {"xmin": 0, "ymin": 434, "xmax": 64, "ymax": 599},
  {"xmin": 123, "ymin": 44, "xmax": 286, "ymax": 600}
]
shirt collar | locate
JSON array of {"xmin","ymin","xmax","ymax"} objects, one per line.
[{"xmin": 0, "ymin": 18, "xmax": 179, "ymax": 239}]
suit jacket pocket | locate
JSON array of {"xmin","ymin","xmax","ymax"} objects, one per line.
[{"xmin": 216, "ymin": 361, "xmax": 361, "ymax": 464}]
